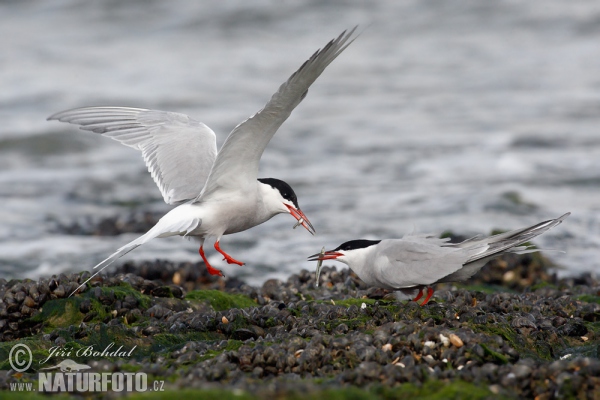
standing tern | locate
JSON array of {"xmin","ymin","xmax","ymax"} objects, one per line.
[
  {"xmin": 49, "ymin": 28, "xmax": 357, "ymax": 291},
  {"xmin": 309, "ymin": 213, "xmax": 569, "ymax": 306}
]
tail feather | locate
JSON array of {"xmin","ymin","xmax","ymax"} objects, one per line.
[
  {"xmin": 438, "ymin": 213, "xmax": 569, "ymax": 283},
  {"xmin": 464, "ymin": 212, "xmax": 570, "ymax": 265},
  {"xmin": 69, "ymin": 229, "xmax": 159, "ymax": 296}
]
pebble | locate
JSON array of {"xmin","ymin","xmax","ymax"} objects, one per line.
[
  {"xmin": 449, "ymin": 334, "xmax": 464, "ymax": 348},
  {"xmin": 0, "ymin": 248, "xmax": 599, "ymax": 399}
]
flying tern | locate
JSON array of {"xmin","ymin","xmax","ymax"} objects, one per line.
[
  {"xmin": 49, "ymin": 28, "xmax": 357, "ymax": 292},
  {"xmin": 309, "ymin": 213, "xmax": 569, "ymax": 305}
]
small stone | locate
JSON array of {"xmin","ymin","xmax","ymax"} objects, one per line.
[
  {"xmin": 424, "ymin": 341, "xmax": 435, "ymax": 348},
  {"xmin": 53, "ymin": 285, "xmax": 66, "ymax": 298},
  {"xmin": 381, "ymin": 343, "xmax": 392, "ymax": 352},
  {"xmin": 449, "ymin": 334, "xmax": 464, "ymax": 348},
  {"xmin": 172, "ymin": 271, "xmax": 182, "ymax": 285},
  {"xmin": 142, "ymin": 325, "xmax": 161, "ymax": 336},
  {"xmin": 79, "ymin": 299, "xmax": 91, "ymax": 314},
  {"xmin": 489, "ymin": 385, "xmax": 501, "ymax": 395},
  {"xmin": 503, "ymin": 271, "xmax": 516, "ymax": 282},
  {"xmin": 512, "ymin": 364, "xmax": 532, "ymax": 379},
  {"xmin": 423, "ymin": 355, "xmax": 435, "ymax": 364},
  {"xmin": 439, "ymin": 334, "xmax": 450, "ymax": 347},
  {"xmin": 222, "ymin": 316, "xmax": 229, "ymax": 324},
  {"xmin": 231, "ymin": 329, "xmax": 258, "ymax": 341},
  {"xmin": 23, "ymin": 296, "xmax": 36, "ymax": 308}
]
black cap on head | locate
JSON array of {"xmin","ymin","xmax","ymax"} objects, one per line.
[
  {"xmin": 334, "ymin": 239, "xmax": 381, "ymax": 252},
  {"xmin": 258, "ymin": 178, "xmax": 299, "ymax": 208}
]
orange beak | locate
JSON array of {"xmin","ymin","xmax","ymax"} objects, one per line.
[
  {"xmin": 307, "ymin": 250, "xmax": 343, "ymax": 261},
  {"xmin": 285, "ymin": 204, "xmax": 316, "ymax": 235}
]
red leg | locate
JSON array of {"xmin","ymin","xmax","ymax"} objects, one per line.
[
  {"xmin": 214, "ymin": 241, "xmax": 244, "ymax": 266},
  {"xmin": 412, "ymin": 288, "xmax": 424, "ymax": 302},
  {"xmin": 420, "ymin": 287, "xmax": 434, "ymax": 306},
  {"xmin": 199, "ymin": 246, "xmax": 224, "ymax": 277}
]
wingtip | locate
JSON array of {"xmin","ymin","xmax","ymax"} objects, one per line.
[{"xmin": 46, "ymin": 112, "xmax": 59, "ymax": 121}]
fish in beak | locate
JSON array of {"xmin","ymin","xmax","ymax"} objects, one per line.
[
  {"xmin": 285, "ymin": 204, "xmax": 316, "ymax": 235},
  {"xmin": 307, "ymin": 249, "xmax": 343, "ymax": 261}
]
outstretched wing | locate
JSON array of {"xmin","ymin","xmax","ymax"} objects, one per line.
[
  {"xmin": 199, "ymin": 27, "xmax": 358, "ymax": 199},
  {"xmin": 48, "ymin": 107, "xmax": 217, "ymax": 204}
]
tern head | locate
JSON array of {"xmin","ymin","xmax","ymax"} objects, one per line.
[
  {"xmin": 308, "ymin": 239, "xmax": 381, "ymax": 263},
  {"xmin": 258, "ymin": 178, "xmax": 315, "ymax": 235}
]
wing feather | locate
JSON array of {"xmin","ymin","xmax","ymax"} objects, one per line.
[
  {"xmin": 199, "ymin": 28, "xmax": 358, "ymax": 199},
  {"xmin": 48, "ymin": 107, "xmax": 217, "ymax": 204},
  {"xmin": 376, "ymin": 238, "xmax": 482, "ymax": 289}
]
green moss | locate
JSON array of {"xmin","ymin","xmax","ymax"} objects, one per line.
[
  {"xmin": 198, "ymin": 340, "xmax": 244, "ymax": 362},
  {"xmin": 25, "ymin": 283, "xmax": 152, "ymax": 333},
  {"xmin": 126, "ymin": 381, "xmax": 498, "ymax": 400},
  {"xmin": 472, "ymin": 323, "xmax": 541, "ymax": 360},
  {"xmin": 480, "ymin": 343, "xmax": 509, "ymax": 364},
  {"xmin": 454, "ymin": 283, "xmax": 515, "ymax": 294},
  {"xmin": 27, "ymin": 297, "xmax": 101, "ymax": 330},
  {"xmin": 577, "ymin": 294, "xmax": 600, "ymax": 304},
  {"xmin": 473, "ymin": 321, "xmax": 598, "ymax": 362},
  {"xmin": 1, "ymin": 393, "xmax": 74, "ymax": 400},
  {"xmin": 99, "ymin": 282, "xmax": 153, "ymax": 309},
  {"xmin": 326, "ymin": 298, "xmax": 378, "ymax": 308},
  {"xmin": 529, "ymin": 281, "xmax": 556, "ymax": 291},
  {"xmin": 0, "ymin": 338, "xmax": 54, "ymax": 371},
  {"xmin": 185, "ymin": 290, "xmax": 256, "ymax": 311},
  {"xmin": 151, "ymin": 331, "xmax": 222, "ymax": 353},
  {"xmin": 382, "ymin": 380, "xmax": 502, "ymax": 399},
  {"xmin": 127, "ymin": 389, "xmax": 258, "ymax": 400}
]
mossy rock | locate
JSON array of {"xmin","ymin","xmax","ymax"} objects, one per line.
[
  {"xmin": 125, "ymin": 381, "xmax": 500, "ymax": 400},
  {"xmin": 185, "ymin": 290, "xmax": 256, "ymax": 311}
]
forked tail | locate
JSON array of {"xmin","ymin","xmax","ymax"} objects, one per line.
[
  {"xmin": 69, "ymin": 207, "xmax": 202, "ymax": 296},
  {"xmin": 69, "ymin": 234, "xmax": 147, "ymax": 296},
  {"xmin": 463, "ymin": 212, "xmax": 570, "ymax": 265}
]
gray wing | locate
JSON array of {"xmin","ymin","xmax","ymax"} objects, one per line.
[
  {"xmin": 375, "ymin": 237, "xmax": 487, "ymax": 289},
  {"xmin": 198, "ymin": 28, "xmax": 357, "ymax": 199},
  {"xmin": 48, "ymin": 107, "xmax": 217, "ymax": 204}
]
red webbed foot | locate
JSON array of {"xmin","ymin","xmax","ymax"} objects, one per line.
[
  {"xmin": 198, "ymin": 246, "xmax": 224, "ymax": 277},
  {"xmin": 214, "ymin": 241, "xmax": 245, "ymax": 266}
]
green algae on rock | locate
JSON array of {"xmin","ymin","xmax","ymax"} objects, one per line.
[{"xmin": 1, "ymin": 251, "xmax": 599, "ymax": 399}]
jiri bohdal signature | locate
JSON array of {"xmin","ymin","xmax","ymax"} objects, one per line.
[{"xmin": 40, "ymin": 342, "xmax": 137, "ymax": 365}]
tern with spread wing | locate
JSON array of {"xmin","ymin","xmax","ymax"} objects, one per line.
[
  {"xmin": 309, "ymin": 213, "xmax": 569, "ymax": 305},
  {"xmin": 49, "ymin": 28, "xmax": 357, "ymax": 292}
]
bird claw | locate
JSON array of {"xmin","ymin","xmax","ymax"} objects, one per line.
[
  {"xmin": 223, "ymin": 256, "xmax": 244, "ymax": 266},
  {"xmin": 207, "ymin": 266, "xmax": 225, "ymax": 277}
]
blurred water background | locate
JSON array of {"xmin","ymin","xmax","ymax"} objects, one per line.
[{"xmin": 1, "ymin": 0, "xmax": 599, "ymax": 285}]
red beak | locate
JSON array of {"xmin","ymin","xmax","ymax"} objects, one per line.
[
  {"xmin": 307, "ymin": 250, "xmax": 343, "ymax": 261},
  {"xmin": 285, "ymin": 204, "xmax": 316, "ymax": 235}
]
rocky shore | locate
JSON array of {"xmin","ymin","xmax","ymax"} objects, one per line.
[{"xmin": 1, "ymin": 217, "xmax": 599, "ymax": 399}]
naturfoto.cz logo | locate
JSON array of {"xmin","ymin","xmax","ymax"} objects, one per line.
[{"xmin": 8, "ymin": 343, "xmax": 165, "ymax": 393}]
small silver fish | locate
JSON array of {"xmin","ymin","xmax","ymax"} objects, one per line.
[
  {"xmin": 315, "ymin": 246, "xmax": 325, "ymax": 287},
  {"xmin": 293, "ymin": 218, "xmax": 304, "ymax": 229}
]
